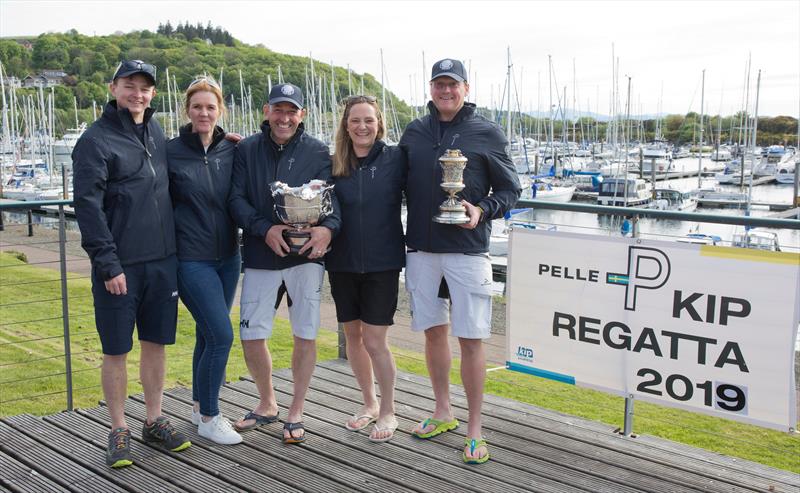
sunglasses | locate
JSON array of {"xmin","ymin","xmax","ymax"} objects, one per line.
[
  {"xmin": 343, "ymin": 95, "xmax": 377, "ymax": 106},
  {"xmin": 113, "ymin": 59, "xmax": 157, "ymax": 80},
  {"xmin": 188, "ymin": 76, "xmax": 221, "ymax": 90}
]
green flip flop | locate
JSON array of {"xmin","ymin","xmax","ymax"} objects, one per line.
[
  {"xmin": 412, "ymin": 417, "xmax": 459, "ymax": 439},
  {"xmin": 463, "ymin": 438, "xmax": 490, "ymax": 464}
]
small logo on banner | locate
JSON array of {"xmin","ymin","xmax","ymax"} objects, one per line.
[{"xmin": 516, "ymin": 346, "xmax": 534, "ymax": 362}]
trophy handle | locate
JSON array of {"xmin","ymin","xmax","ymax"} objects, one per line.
[{"xmin": 319, "ymin": 191, "xmax": 333, "ymax": 219}]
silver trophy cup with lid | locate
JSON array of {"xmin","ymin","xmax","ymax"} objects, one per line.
[
  {"xmin": 432, "ymin": 149, "xmax": 471, "ymax": 224},
  {"xmin": 271, "ymin": 180, "xmax": 334, "ymax": 256}
]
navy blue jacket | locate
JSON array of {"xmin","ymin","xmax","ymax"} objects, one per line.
[
  {"xmin": 325, "ymin": 141, "xmax": 406, "ymax": 273},
  {"xmin": 400, "ymin": 102, "xmax": 521, "ymax": 253},
  {"xmin": 168, "ymin": 124, "xmax": 238, "ymax": 262},
  {"xmin": 72, "ymin": 101, "xmax": 175, "ymax": 280},
  {"xmin": 228, "ymin": 122, "xmax": 341, "ymax": 270}
]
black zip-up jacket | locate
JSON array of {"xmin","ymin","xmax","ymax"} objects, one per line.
[
  {"xmin": 168, "ymin": 124, "xmax": 238, "ymax": 262},
  {"xmin": 229, "ymin": 122, "xmax": 341, "ymax": 270},
  {"xmin": 72, "ymin": 101, "xmax": 175, "ymax": 281},
  {"xmin": 325, "ymin": 141, "xmax": 406, "ymax": 273},
  {"xmin": 399, "ymin": 102, "xmax": 521, "ymax": 253}
]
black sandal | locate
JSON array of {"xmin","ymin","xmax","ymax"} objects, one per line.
[
  {"xmin": 234, "ymin": 410, "xmax": 279, "ymax": 431},
  {"xmin": 283, "ymin": 421, "xmax": 306, "ymax": 444}
]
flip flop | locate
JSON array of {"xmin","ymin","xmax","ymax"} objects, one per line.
[
  {"xmin": 412, "ymin": 417, "xmax": 459, "ymax": 439},
  {"xmin": 463, "ymin": 438, "xmax": 490, "ymax": 464},
  {"xmin": 345, "ymin": 413, "xmax": 377, "ymax": 431},
  {"xmin": 234, "ymin": 410, "xmax": 279, "ymax": 431},
  {"xmin": 283, "ymin": 421, "xmax": 306, "ymax": 444},
  {"xmin": 368, "ymin": 417, "xmax": 399, "ymax": 443}
]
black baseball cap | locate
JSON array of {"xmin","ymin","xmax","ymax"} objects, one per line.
[
  {"xmin": 268, "ymin": 83, "xmax": 304, "ymax": 109},
  {"xmin": 430, "ymin": 58, "xmax": 467, "ymax": 83},
  {"xmin": 112, "ymin": 60, "xmax": 156, "ymax": 85}
]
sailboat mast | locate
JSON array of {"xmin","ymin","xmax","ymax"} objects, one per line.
[
  {"xmin": 746, "ymin": 70, "xmax": 761, "ymax": 212},
  {"xmin": 506, "ymin": 47, "xmax": 512, "ymax": 141},
  {"xmin": 380, "ymin": 49, "xmax": 387, "ymax": 138},
  {"xmin": 697, "ymin": 69, "xmax": 705, "ymax": 188}
]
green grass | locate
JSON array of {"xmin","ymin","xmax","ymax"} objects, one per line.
[
  {"xmin": 1, "ymin": 251, "xmax": 798, "ymax": 472},
  {"xmin": 0, "ymin": 251, "xmax": 337, "ymax": 417}
]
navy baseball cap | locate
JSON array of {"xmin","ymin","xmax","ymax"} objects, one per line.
[
  {"xmin": 113, "ymin": 60, "xmax": 156, "ymax": 85},
  {"xmin": 268, "ymin": 83, "xmax": 304, "ymax": 109},
  {"xmin": 430, "ymin": 58, "xmax": 467, "ymax": 82}
]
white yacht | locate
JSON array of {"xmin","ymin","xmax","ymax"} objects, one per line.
[
  {"xmin": 640, "ymin": 142, "xmax": 673, "ymax": 173},
  {"xmin": 53, "ymin": 123, "xmax": 87, "ymax": 156},
  {"xmin": 650, "ymin": 188, "xmax": 698, "ymax": 211},
  {"xmin": 597, "ymin": 177, "xmax": 652, "ymax": 207},
  {"xmin": 732, "ymin": 229, "xmax": 781, "ymax": 251}
]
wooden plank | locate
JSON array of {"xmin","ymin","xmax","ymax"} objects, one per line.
[
  {"xmin": 5, "ymin": 412, "xmax": 182, "ymax": 493},
  {"xmin": 0, "ymin": 449, "xmax": 70, "ymax": 493},
  {"xmin": 221, "ymin": 379, "xmax": 589, "ymax": 493},
  {"xmin": 41, "ymin": 411, "xmax": 244, "ymax": 493},
  {"xmin": 0, "ymin": 421, "xmax": 125, "ymax": 493},
  {"xmin": 212, "ymin": 384, "xmax": 533, "ymax": 493},
  {"xmin": 151, "ymin": 390, "xmax": 418, "ymax": 493},
  {"xmin": 84, "ymin": 396, "xmax": 314, "ymax": 493},
  {"xmin": 263, "ymin": 370, "xmax": 709, "ymax": 493},
  {"xmin": 318, "ymin": 359, "xmax": 800, "ymax": 487},
  {"xmin": 1, "ymin": 414, "xmax": 182, "ymax": 493},
  {"xmin": 77, "ymin": 405, "xmax": 297, "ymax": 493},
  {"xmin": 269, "ymin": 367, "xmax": 703, "ymax": 493},
  {"xmin": 7, "ymin": 412, "xmax": 183, "ymax": 493},
  {"xmin": 313, "ymin": 361, "xmax": 791, "ymax": 493}
]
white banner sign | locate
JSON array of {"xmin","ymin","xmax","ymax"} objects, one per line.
[{"xmin": 506, "ymin": 228, "xmax": 800, "ymax": 431}]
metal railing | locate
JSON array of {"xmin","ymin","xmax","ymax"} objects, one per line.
[{"xmin": 1, "ymin": 199, "xmax": 76, "ymax": 411}]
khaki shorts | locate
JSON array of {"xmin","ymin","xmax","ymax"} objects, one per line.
[
  {"xmin": 404, "ymin": 251, "xmax": 493, "ymax": 339},
  {"xmin": 239, "ymin": 263, "xmax": 324, "ymax": 341}
]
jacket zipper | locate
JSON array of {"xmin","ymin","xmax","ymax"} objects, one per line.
[
  {"xmin": 143, "ymin": 132, "xmax": 168, "ymax": 258},
  {"xmin": 358, "ymin": 165, "xmax": 365, "ymax": 273},
  {"xmin": 203, "ymin": 152, "xmax": 221, "ymax": 260},
  {"xmin": 430, "ymin": 123, "xmax": 452, "ymax": 252}
]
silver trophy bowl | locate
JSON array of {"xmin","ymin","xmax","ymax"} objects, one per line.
[{"xmin": 271, "ymin": 180, "xmax": 334, "ymax": 255}]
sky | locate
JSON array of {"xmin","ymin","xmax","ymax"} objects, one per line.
[{"xmin": 1, "ymin": 0, "xmax": 798, "ymax": 117}]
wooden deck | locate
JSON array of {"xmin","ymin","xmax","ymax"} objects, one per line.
[{"xmin": 1, "ymin": 359, "xmax": 797, "ymax": 493}]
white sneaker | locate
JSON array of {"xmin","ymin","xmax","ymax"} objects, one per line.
[
  {"xmin": 191, "ymin": 407, "xmax": 200, "ymax": 426},
  {"xmin": 198, "ymin": 415, "xmax": 243, "ymax": 445}
]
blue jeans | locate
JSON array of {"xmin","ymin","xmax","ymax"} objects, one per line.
[{"xmin": 178, "ymin": 254, "xmax": 241, "ymax": 417}]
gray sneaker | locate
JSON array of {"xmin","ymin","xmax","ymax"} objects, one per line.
[
  {"xmin": 142, "ymin": 417, "xmax": 191, "ymax": 451},
  {"xmin": 106, "ymin": 427, "xmax": 133, "ymax": 468}
]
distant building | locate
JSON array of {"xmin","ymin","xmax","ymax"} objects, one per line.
[
  {"xmin": 22, "ymin": 75, "xmax": 48, "ymax": 88},
  {"xmin": 21, "ymin": 70, "xmax": 65, "ymax": 88},
  {"xmin": 1, "ymin": 76, "xmax": 21, "ymax": 88}
]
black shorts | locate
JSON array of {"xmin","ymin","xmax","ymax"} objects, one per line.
[
  {"xmin": 91, "ymin": 255, "xmax": 179, "ymax": 355},
  {"xmin": 328, "ymin": 270, "xmax": 400, "ymax": 326}
]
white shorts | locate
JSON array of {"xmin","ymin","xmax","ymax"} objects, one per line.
[
  {"xmin": 404, "ymin": 251, "xmax": 493, "ymax": 339},
  {"xmin": 239, "ymin": 263, "xmax": 324, "ymax": 341}
]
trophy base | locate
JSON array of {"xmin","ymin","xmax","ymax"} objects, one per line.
[
  {"xmin": 433, "ymin": 210, "xmax": 471, "ymax": 224},
  {"xmin": 283, "ymin": 229, "xmax": 331, "ymax": 257}
]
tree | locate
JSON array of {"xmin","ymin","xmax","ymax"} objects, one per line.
[{"xmin": 32, "ymin": 35, "xmax": 69, "ymax": 69}]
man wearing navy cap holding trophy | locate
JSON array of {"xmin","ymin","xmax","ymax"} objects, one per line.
[
  {"xmin": 229, "ymin": 82, "xmax": 340, "ymax": 444},
  {"xmin": 400, "ymin": 58, "xmax": 521, "ymax": 463}
]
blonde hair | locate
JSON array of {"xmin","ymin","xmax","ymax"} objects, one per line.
[
  {"xmin": 332, "ymin": 96, "xmax": 385, "ymax": 177},
  {"xmin": 184, "ymin": 76, "xmax": 224, "ymax": 117}
]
